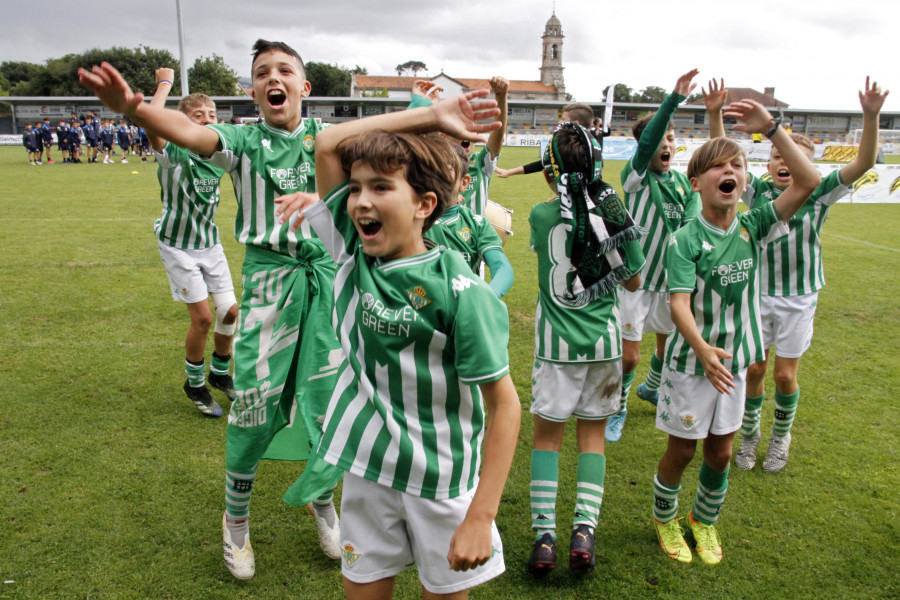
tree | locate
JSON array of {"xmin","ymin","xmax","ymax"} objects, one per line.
[
  {"xmin": 1, "ymin": 61, "xmax": 43, "ymax": 93},
  {"xmin": 305, "ymin": 62, "xmax": 351, "ymax": 97},
  {"xmin": 633, "ymin": 86, "xmax": 667, "ymax": 103},
  {"xmin": 189, "ymin": 54, "xmax": 239, "ymax": 96},
  {"xmin": 395, "ymin": 60, "xmax": 427, "ymax": 76},
  {"xmin": 603, "ymin": 83, "xmax": 634, "ymax": 103}
]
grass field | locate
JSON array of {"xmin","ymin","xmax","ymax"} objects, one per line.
[{"xmin": 2, "ymin": 145, "xmax": 898, "ymax": 600}]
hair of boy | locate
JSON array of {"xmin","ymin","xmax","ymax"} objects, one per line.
[
  {"xmin": 772, "ymin": 132, "xmax": 815, "ymax": 160},
  {"xmin": 687, "ymin": 136, "xmax": 746, "ymax": 180},
  {"xmin": 178, "ymin": 92, "xmax": 215, "ymax": 115},
  {"xmin": 631, "ymin": 113, "xmax": 674, "ymax": 142},
  {"xmin": 251, "ymin": 39, "xmax": 305, "ymax": 75},
  {"xmin": 562, "ymin": 102, "xmax": 595, "ymax": 129},
  {"xmin": 450, "ymin": 143, "xmax": 469, "ymax": 186},
  {"xmin": 338, "ymin": 131, "xmax": 456, "ymax": 233}
]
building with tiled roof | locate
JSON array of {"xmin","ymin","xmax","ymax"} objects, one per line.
[{"xmin": 349, "ymin": 12, "xmax": 568, "ymax": 102}]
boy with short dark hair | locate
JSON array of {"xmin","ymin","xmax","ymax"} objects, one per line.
[
  {"xmin": 607, "ymin": 70, "xmax": 702, "ymax": 442},
  {"xmin": 651, "ymin": 100, "xmax": 820, "ymax": 565},
  {"xmin": 525, "ymin": 122, "xmax": 644, "ymax": 576},
  {"xmin": 40, "ymin": 119, "xmax": 55, "ymax": 163},
  {"xmin": 23, "ymin": 123, "xmax": 39, "ymax": 165},
  {"xmin": 705, "ymin": 78, "xmax": 889, "ymax": 473},
  {"xmin": 116, "ymin": 119, "xmax": 130, "ymax": 163},
  {"xmin": 282, "ymin": 90, "xmax": 520, "ymax": 599},
  {"xmin": 79, "ymin": 39, "xmax": 345, "ymax": 580},
  {"xmin": 56, "ymin": 120, "xmax": 70, "ymax": 163}
]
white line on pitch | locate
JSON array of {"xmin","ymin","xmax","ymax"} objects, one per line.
[{"xmin": 823, "ymin": 233, "xmax": 900, "ymax": 253}]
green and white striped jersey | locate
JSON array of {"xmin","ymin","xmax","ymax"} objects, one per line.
[
  {"xmin": 207, "ymin": 119, "xmax": 325, "ymax": 258},
  {"xmin": 665, "ymin": 204, "xmax": 788, "ymax": 375},
  {"xmin": 621, "ymin": 92, "xmax": 700, "ymax": 293},
  {"xmin": 461, "ymin": 146, "xmax": 497, "ymax": 217},
  {"xmin": 425, "ymin": 203, "xmax": 503, "ymax": 274},
  {"xmin": 153, "ymin": 142, "xmax": 225, "ymax": 249},
  {"xmin": 529, "ymin": 197, "xmax": 645, "ymax": 363},
  {"xmin": 305, "ymin": 183, "xmax": 511, "ymax": 500},
  {"xmin": 743, "ymin": 170, "xmax": 848, "ymax": 296}
]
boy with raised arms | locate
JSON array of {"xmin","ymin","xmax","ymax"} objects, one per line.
[
  {"xmin": 525, "ymin": 122, "xmax": 644, "ymax": 576},
  {"xmin": 607, "ymin": 70, "xmax": 702, "ymax": 442},
  {"xmin": 460, "ymin": 76, "xmax": 508, "ymax": 217},
  {"xmin": 79, "ymin": 39, "xmax": 344, "ymax": 580},
  {"xmin": 705, "ymin": 78, "xmax": 889, "ymax": 473},
  {"xmin": 281, "ymin": 90, "xmax": 520, "ymax": 599},
  {"xmin": 651, "ymin": 100, "xmax": 820, "ymax": 565},
  {"xmin": 146, "ymin": 67, "xmax": 238, "ymax": 419}
]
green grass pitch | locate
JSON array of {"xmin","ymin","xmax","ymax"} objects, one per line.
[{"xmin": 1, "ymin": 145, "xmax": 898, "ymax": 599}]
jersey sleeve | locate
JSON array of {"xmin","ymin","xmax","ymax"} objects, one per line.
[
  {"xmin": 205, "ymin": 123, "xmax": 243, "ymax": 171},
  {"xmin": 304, "ymin": 182, "xmax": 357, "ymax": 265},
  {"xmin": 665, "ymin": 229, "xmax": 698, "ymax": 294},
  {"xmin": 812, "ymin": 169, "xmax": 849, "ymax": 207},
  {"xmin": 474, "ymin": 214, "xmax": 504, "ymax": 258},
  {"xmin": 744, "ymin": 202, "xmax": 789, "ymax": 246},
  {"xmin": 450, "ymin": 262, "xmax": 510, "ymax": 384},
  {"xmin": 623, "ymin": 238, "xmax": 646, "ymax": 275}
]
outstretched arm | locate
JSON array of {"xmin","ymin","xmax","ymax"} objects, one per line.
[
  {"xmin": 703, "ymin": 78, "xmax": 727, "ymax": 139},
  {"xmin": 315, "ymin": 90, "xmax": 501, "ymax": 199},
  {"xmin": 632, "ymin": 69, "xmax": 698, "ymax": 172},
  {"xmin": 78, "ymin": 62, "xmax": 220, "ymax": 156},
  {"xmin": 841, "ymin": 77, "xmax": 889, "ymax": 185},
  {"xmin": 725, "ymin": 99, "xmax": 820, "ymax": 221},
  {"xmin": 670, "ymin": 292, "xmax": 734, "ymax": 393},
  {"xmin": 147, "ymin": 67, "xmax": 175, "ymax": 153},
  {"xmin": 486, "ymin": 76, "xmax": 509, "ymax": 158}
]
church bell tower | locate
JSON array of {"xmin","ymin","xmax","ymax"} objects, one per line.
[{"xmin": 540, "ymin": 11, "xmax": 566, "ymax": 99}]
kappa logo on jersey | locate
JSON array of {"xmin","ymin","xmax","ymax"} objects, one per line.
[
  {"xmin": 261, "ymin": 138, "xmax": 273, "ymax": 153},
  {"xmin": 303, "ymin": 134, "xmax": 314, "ymax": 151},
  {"xmin": 702, "ymin": 241, "xmax": 715, "ymax": 252},
  {"xmin": 680, "ymin": 414, "xmax": 697, "ymax": 429},
  {"xmin": 740, "ymin": 227, "xmax": 750, "ymax": 243},
  {"xmin": 457, "ymin": 227, "xmax": 472, "ymax": 242},
  {"xmin": 406, "ymin": 285, "xmax": 432, "ymax": 310},
  {"xmin": 451, "ymin": 274, "xmax": 479, "ymax": 296},
  {"xmin": 341, "ymin": 541, "xmax": 362, "ymax": 566},
  {"xmin": 762, "ymin": 189, "xmax": 775, "ymax": 201}
]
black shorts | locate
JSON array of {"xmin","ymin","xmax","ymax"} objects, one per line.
[{"xmin": 86, "ymin": 139, "xmax": 98, "ymax": 148}]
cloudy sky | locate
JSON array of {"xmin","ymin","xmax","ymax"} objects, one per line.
[{"xmin": 2, "ymin": 0, "xmax": 897, "ymax": 112}]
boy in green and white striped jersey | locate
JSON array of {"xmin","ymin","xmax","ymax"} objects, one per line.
[
  {"xmin": 80, "ymin": 40, "xmax": 345, "ymax": 580},
  {"xmin": 147, "ymin": 67, "xmax": 239, "ymax": 420},
  {"xmin": 610, "ymin": 70, "xmax": 702, "ymax": 442},
  {"xmin": 651, "ymin": 100, "xmax": 820, "ymax": 565},
  {"xmin": 283, "ymin": 90, "xmax": 520, "ymax": 598},
  {"xmin": 707, "ymin": 78, "xmax": 890, "ymax": 473},
  {"xmin": 526, "ymin": 123, "xmax": 644, "ymax": 576}
]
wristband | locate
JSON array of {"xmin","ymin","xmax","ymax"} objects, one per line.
[
  {"xmin": 157, "ymin": 80, "xmax": 173, "ymax": 87},
  {"xmin": 764, "ymin": 116, "xmax": 782, "ymax": 138}
]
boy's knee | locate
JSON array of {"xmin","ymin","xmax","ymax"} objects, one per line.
[
  {"xmin": 192, "ymin": 312, "xmax": 213, "ymax": 331},
  {"xmin": 746, "ymin": 360, "xmax": 768, "ymax": 384},
  {"xmin": 772, "ymin": 364, "xmax": 798, "ymax": 390},
  {"xmin": 622, "ymin": 345, "xmax": 641, "ymax": 373},
  {"xmin": 705, "ymin": 446, "xmax": 732, "ymax": 470}
]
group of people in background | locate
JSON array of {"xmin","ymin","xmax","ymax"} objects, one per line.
[{"xmin": 21, "ymin": 110, "xmax": 152, "ymax": 165}]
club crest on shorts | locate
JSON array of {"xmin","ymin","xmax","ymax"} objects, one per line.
[
  {"xmin": 457, "ymin": 227, "xmax": 472, "ymax": 242},
  {"xmin": 341, "ymin": 540, "xmax": 362, "ymax": 566},
  {"xmin": 406, "ymin": 285, "xmax": 432, "ymax": 310},
  {"xmin": 623, "ymin": 322, "xmax": 635, "ymax": 335},
  {"xmin": 680, "ymin": 414, "xmax": 697, "ymax": 429}
]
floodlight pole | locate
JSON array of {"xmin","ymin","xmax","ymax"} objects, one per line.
[{"xmin": 176, "ymin": 0, "xmax": 189, "ymax": 95}]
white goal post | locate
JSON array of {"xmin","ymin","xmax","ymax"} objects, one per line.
[{"xmin": 850, "ymin": 129, "xmax": 900, "ymax": 155}]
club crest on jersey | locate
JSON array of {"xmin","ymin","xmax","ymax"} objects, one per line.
[
  {"xmin": 680, "ymin": 414, "xmax": 697, "ymax": 429},
  {"xmin": 406, "ymin": 286, "xmax": 432, "ymax": 310},
  {"xmin": 303, "ymin": 134, "xmax": 315, "ymax": 151},
  {"xmin": 341, "ymin": 541, "xmax": 362, "ymax": 566},
  {"xmin": 740, "ymin": 228, "xmax": 750, "ymax": 243},
  {"xmin": 457, "ymin": 227, "xmax": 472, "ymax": 242}
]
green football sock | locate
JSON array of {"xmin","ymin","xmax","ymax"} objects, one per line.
[
  {"xmin": 621, "ymin": 370, "xmax": 636, "ymax": 412},
  {"xmin": 692, "ymin": 461, "xmax": 729, "ymax": 525},
  {"xmin": 574, "ymin": 452, "xmax": 606, "ymax": 530},
  {"xmin": 530, "ymin": 449, "xmax": 559, "ymax": 540},
  {"xmin": 653, "ymin": 474, "xmax": 681, "ymax": 523},
  {"xmin": 185, "ymin": 358, "xmax": 205, "ymax": 388},
  {"xmin": 742, "ymin": 394, "xmax": 766, "ymax": 437},
  {"xmin": 225, "ymin": 463, "xmax": 259, "ymax": 519},
  {"xmin": 773, "ymin": 389, "xmax": 799, "ymax": 437},
  {"xmin": 210, "ymin": 352, "xmax": 231, "ymax": 377},
  {"xmin": 645, "ymin": 352, "xmax": 664, "ymax": 392}
]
